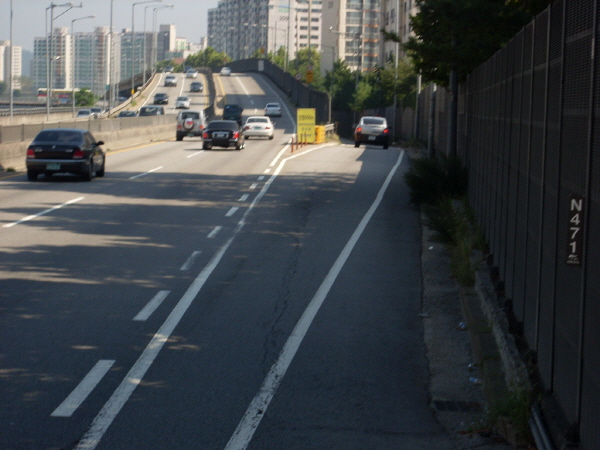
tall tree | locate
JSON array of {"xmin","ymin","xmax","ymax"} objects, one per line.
[{"xmin": 382, "ymin": 0, "xmax": 549, "ymax": 87}]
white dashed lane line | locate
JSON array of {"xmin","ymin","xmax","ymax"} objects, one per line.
[{"xmin": 133, "ymin": 291, "xmax": 171, "ymax": 321}]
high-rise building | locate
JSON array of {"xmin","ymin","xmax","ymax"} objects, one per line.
[
  {"xmin": 321, "ymin": 0, "xmax": 382, "ymax": 73},
  {"xmin": 31, "ymin": 27, "xmax": 71, "ymax": 91},
  {"xmin": 207, "ymin": 0, "xmax": 322, "ymax": 62},
  {"xmin": 0, "ymin": 40, "xmax": 22, "ymax": 90},
  {"xmin": 72, "ymin": 27, "xmax": 117, "ymax": 96}
]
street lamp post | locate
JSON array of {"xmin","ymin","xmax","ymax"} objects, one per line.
[
  {"xmin": 71, "ymin": 14, "xmax": 95, "ymax": 117},
  {"xmin": 132, "ymin": 0, "xmax": 162, "ymax": 98},
  {"xmin": 46, "ymin": 2, "xmax": 81, "ymax": 120},
  {"xmin": 150, "ymin": 4, "xmax": 174, "ymax": 76},
  {"xmin": 9, "ymin": 0, "xmax": 13, "ymax": 120}
]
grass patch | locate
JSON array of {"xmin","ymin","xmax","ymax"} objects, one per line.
[{"xmin": 405, "ymin": 154, "xmax": 484, "ymax": 286}]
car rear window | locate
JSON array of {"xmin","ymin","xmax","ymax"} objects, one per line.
[
  {"xmin": 207, "ymin": 121, "xmax": 238, "ymax": 130},
  {"xmin": 247, "ymin": 118, "xmax": 268, "ymax": 123},
  {"xmin": 363, "ymin": 118, "xmax": 385, "ymax": 125},
  {"xmin": 34, "ymin": 130, "xmax": 83, "ymax": 143},
  {"xmin": 181, "ymin": 112, "xmax": 200, "ymax": 120}
]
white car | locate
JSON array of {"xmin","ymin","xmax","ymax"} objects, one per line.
[
  {"xmin": 175, "ymin": 96, "xmax": 191, "ymax": 109},
  {"xmin": 220, "ymin": 67, "xmax": 232, "ymax": 76},
  {"xmin": 243, "ymin": 116, "xmax": 274, "ymax": 139},
  {"xmin": 186, "ymin": 69, "xmax": 198, "ymax": 78},
  {"xmin": 264, "ymin": 102, "xmax": 282, "ymax": 117}
]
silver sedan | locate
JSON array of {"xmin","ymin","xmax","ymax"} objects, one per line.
[{"xmin": 243, "ymin": 116, "xmax": 275, "ymax": 139}]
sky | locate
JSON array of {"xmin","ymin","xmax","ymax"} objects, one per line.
[{"xmin": 0, "ymin": 0, "xmax": 220, "ymax": 52}]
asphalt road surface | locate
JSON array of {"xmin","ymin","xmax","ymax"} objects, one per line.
[{"xmin": 0, "ymin": 72, "xmax": 457, "ymax": 449}]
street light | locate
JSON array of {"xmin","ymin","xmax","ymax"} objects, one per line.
[
  {"xmin": 150, "ymin": 4, "xmax": 174, "ymax": 76},
  {"xmin": 9, "ymin": 0, "xmax": 13, "ymax": 120},
  {"xmin": 132, "ymin": 0, "xmax": 162, "ymax": 98},
  {"xmin": 46, "ymin": 2, "xmax": 82, "ymax": 120},
  {"xmin": 71, "ymin": 14, "xmax": 95, "ymax": 117}
]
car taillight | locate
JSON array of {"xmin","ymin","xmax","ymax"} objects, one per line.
[
  {"xmin": 203, "ymin": 131, "xmax": 209, "ymax": 139},
  {"xmin": 177, "ymin": 125, "xmax": 182, "ymax": 130},
  {"xmin": 356, "ymin": 127, "xmax": 362, "ymax": 133},
  {"xmin": 26, "ymin": 147, "xmax": 36, "ymax": 159},
  {"xmin": 73, "ymin": 148, "xmax": 84, "ymax": 159},
  {"xmin": 233, "ymin": 131, "xmax": 240, "ymax": 138},
  {"xmin": 244, "ymin": 126, "xmax": 250, "ymax": 130},
  {"xmin": 383, "ymin": 128, "xmax": 390, "ymax": 134},
  {"xmin": 265, "ymin": 126, "xmax": 271, "ymax": 129},
  {"xmin": 199, "ymin": 124, "xmax": 204, "ymax": 130}
]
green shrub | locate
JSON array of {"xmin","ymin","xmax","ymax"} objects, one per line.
[{"xmin": 404, "ymin": 154, "xmax": 468, "ymax": 205}]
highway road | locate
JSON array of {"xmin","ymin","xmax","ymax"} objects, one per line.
[{"xmin": 0, "ymin": 71, "xmax": 456, "ymax": 449}]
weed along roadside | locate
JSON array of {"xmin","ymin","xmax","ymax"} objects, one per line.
[{"xmin": 407, "ymin": 148, "xmax": 538, "ymax": 448}]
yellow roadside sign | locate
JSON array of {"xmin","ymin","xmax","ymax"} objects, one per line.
[
  {"xmin": 306, "ymin": 70, "xmax": 314, "ymax": 83},
  {"xmin": 297, "ymin": 108, "xmax": 316, "ymax": 144}
]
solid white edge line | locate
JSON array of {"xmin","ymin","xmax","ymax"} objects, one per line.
[
  {"xmin": 72, "ymin": 141, "xmax": 346, "ymax": 450},
  {"xmin": 223, "ymin": 150, "xmax": 406, "ymax": 450},
  {"xmin": 133, "ymin": 290, "xmax": 171, "ymax": 321},
  {"xmin": 129, "ymin": 166, "xmax": 163, "ymax": 180},
  {"xmin": 51, "ymin": 360, "xmax": 116, "ymax": 418},
  {"xmin": 3, "ymin": 196, "xmax": 85, "ymax": 228}
]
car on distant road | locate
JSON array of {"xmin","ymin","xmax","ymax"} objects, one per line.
[
  {"xmin": 222, "ymin": 104, "xmax": 244, "ymax": 125},
  {"xmin": 186, "ymin": 69, "xmax": 198, "ymax": 78},
  {"xmin": 243, "ymin": 116, "xmax": 274, "ymax": 139},
  {"xmin": 139, "ymin": 106, "xmax": 164, "ymax": 116},
  {"xmin": 117, "ymin": 110, "xmax": 137, "ymax": 118},
  {"xmin": 25, "ymin": 128, "xmax": 105, "ymax": 181},
  {"xmin": 176, "ymin": 110, "xmax": 208, "ymax": 141},
  {"xmin": 163, "ymin": 65, "xmax": 174, "ymax": 73},
  {"xmin": 202, "ymin": 120, "xmax": 245, "ymax": 150},
  {"xmin": 153, "ymin": 92, "xmax": 169, "ymax": 104},
  {"xmin": 190, "ymin": 81, "xmax": 204, "ymax": 92},
  {"xmin": 354, "ymin": 116, "xmax": 390, "ymax": 149},
  {"xmin": 220, "ymin": 67, "xmax": 232, "ymax": 76},
  {"xmin": 264, "ymin": 102, "xmax": 282, "ymax": 117},
  {"xmin": 76, "ymin": 109, "xmax": 93, "ymax": 118},
  {"xmin": 175, "ymin": 96, "xmax": 191, "ymax": 109},
  {"xmin": 164, "ymin": 75, "xmax": 177, "ymax": 86}
]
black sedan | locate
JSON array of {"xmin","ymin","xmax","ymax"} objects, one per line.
[
  {"xmin": 25, "ymin": 128, "xmax": 105, "ymax": 181},
  {"xmin": 153, "ymin": 92, "xmax": 169, "ymax": 104},
  {"xmin": 202, "ymin": 120, "xmax": 245, "ymax": 150}
]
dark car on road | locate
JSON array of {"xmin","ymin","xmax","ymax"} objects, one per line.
[
  {"xmin": 117, "ymin": 110, "xmax": 137, "ymax": 118},
  {"xmin": 139, "ymin": 106, "xmax": 164, "ymax": 116},
  {"xmin": 354, "ymin": 116, "xmax": 390, "ymax": 149},
  {"xmin": 190, "ymin": 81, "xmax": 203, "ymax": 92},
  {"xmin": 153, "ymin": 92, "xmax": 169, "ymax": 105},
  {"xmin": 25, "ymin": 128, "xmax": 105, "ymax": 181},
  {"xmin": 202, "ymin": 120, "xmax": 245, "ymax": 150},
  {"xmin": 222, "ymin": 104, "xmax": 244, "ymax": 125}
]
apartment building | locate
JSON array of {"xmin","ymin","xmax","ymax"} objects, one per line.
[
  {"xmin": 382, "ymin": 0, "xmax": 417, "ymax": 60},
  {"xmin": 0, "ymin": 40, "xmax": 22, "ymax": 90},
  {"xmin": 73, "ymin": 27, "xmax": 118, "ymax": 97},
  {"xmin": 31, "ymin": 27, "xmax": 72, "ymax": 91},
  {"xmin": 321, "ymin": 0, "xmax": 382, "ymax": 73},
  {"xmin": 207, "ymin": 0, "xmax": 322, "ymax": 62}
]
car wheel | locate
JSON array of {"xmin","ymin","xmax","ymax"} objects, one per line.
[
  {"xmin": 202, "ymin": 142, "xmax": 210, "ymax": 150},
  {"xmin": 383, "ymin": 143, "xmax": 389, "ymax": 149},
  {"xmin": 235, "ymin": 142, "xmax": 242, "ymax": 150},
  {"xmin": 269, "ymin": 135, "xmax": 273, "ymax": 140},
  {"xmin": 27, "ymin": 170, "xmax": 38, "ymax": 181},
  {"xmin": 82, "ymin": 160, "xmax": 93, "ymax": 181},
  {"xmin": 354, "ymin": 141, "xmax": 360, "ymax": 148},
  {"xmin": 176, "ymin": 134, "xmax": 183, "ymax": 141},
  {"xmin": 96, "ymin": 160, "xmax": 105, "ymax": 177}
]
